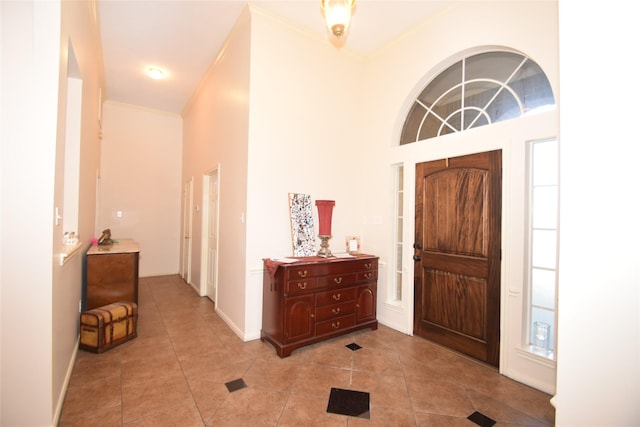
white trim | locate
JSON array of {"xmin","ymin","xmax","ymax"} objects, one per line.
[{"xmin": 53, "ymin": 338, "xmax": 80, "ymax": 426}]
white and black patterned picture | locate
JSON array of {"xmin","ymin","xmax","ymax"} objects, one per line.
[{"xmin": 288, "ymin": 193, "xmax": 315, "ymax": 256}]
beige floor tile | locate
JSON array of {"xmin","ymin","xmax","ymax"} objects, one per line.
[
  {"xmin": 277, "ymin": 394, "xmax": 347, "ymax": 427},
  {"xmin": 60, "ymin": 375, "xmax": 122, "ymax": 421},
  {"xmin": 352, "ymin": 346, "xmax": 404, "ymax": 376},
  {"xmin": 466, "ymin": 388, "xmax": 552, "ymax": 426},
  {"xmin": 242, "ymin": 356, "xmax": 301, "ymax": 392},
  {"xmin": 349, "ymin": 405, "xmax": 417, "ymax": 426},
  {"xmin": 225, "ymin": 337, "xmax": 276, "ymax": 360},
  {"xmin": 164, "ymin": 318, "xmax": 215, "ymax": 338},
  {"xmin": 170, "ymin": 329, "xmax": 225, "ymax": 360},
  {"xmin": 121, "ymin": 352, "xmax": 183, "ymax": 386},
  {"xmin": 119, "ymin": 335, "xmax": 174, "ymax": 363},
  {"xmin": 123, "ymin": 401, "xmax": 205, "ymax": 427},
  {"xmin": 74, "ymin": 345, "xmax": 123, "ymax": 365},
  {"xmin": 59, "ymin": 403, "xmax": 122, "ymax": 427},
  {"xmin": 351, "ymin": 370, "xmax": 411, "ymax": 410},
  {"xmin": 468, "ymin": 382, "xmax": 555, "ymax": 425},
  {"xmin": 293, "ymin": 340, "xmax": 354, "ymax": 369},
  {"xmin": 60, "ymin": 274, "xmax": 555, "ymax": 426},
  {"xmin": 187, "ymin": 378, "xmax": 229, "ymax": 422},
  {"xmin": 205, "ymin": 387, "xmax": 287, "ymax": 426},
  {"xmin": 291, "ymin": 364, "xmax": 353, "ymax": 398},
  {"xmin": 190, "ymin": 359, "xmax": 253, "ymax": 384},
  {"xmin": 68, "ymin": 353, "xmax": 122, "ymax": 387},
  {"xmin": 406, "ymin": 376, "xmax": 475, "ymax": 417},
  {"xmin": 122, "ymin": 376, "xmax": 194, "ymax": 422},
  {"xmin": 136, "ymin": 319, "xmax": 169, "ymax": 339},
  {"xmin": 414, "ymin": 411, "xmax": 474, "ymax": 426},
  {"xmin": 178, "ymin": 348, "xmax": 238, "ymax": 379}
]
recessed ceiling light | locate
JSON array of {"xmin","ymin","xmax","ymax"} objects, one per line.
[{"xmin": 145, "ymin": 66, "xmax": 167, "ymax": 80}]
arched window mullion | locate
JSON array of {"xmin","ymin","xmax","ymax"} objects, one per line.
[
  {"xmin": 467, "ymin": 57, "xmax": 528, "ymax": 129},
  {"xmin": 436, "ymin": 116, "xmax": 461, "ymax": 137},
  {"xmin": 438, "ymin": 106, "xmax": 486, "ymax": 137},
  {"xmin": 399, "ymin": 51, "xmax": 555, "ymax": 146},
  {"xmin": 412, "ymin": 100, "xmax": 429, "ymax": 143},
  {"xmin": 464, "ymin": 78, "xmax": 524, "ymax": 130},
  {"xmin": 415, "ymin": 98, "xmax": 457, "ymax": 141},
  {"xmin": 461, "ymin": 58, "xmax": 467, "ymax": 135}
]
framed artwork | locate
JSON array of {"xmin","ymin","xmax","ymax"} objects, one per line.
[
  {"xmin": 288, "ymin": 193, "xmax": 316, "ymax": 256},
  {"xmin": 345, "ymin": 236, "xmax": 361, "ymax": 255}
]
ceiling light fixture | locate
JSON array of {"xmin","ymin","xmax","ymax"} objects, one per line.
[
  {"xmin": 145, "ymin": 66, "xmax": 167, "ymax": 80},
  {"xmin": 321, "ymin": 0, "xmax": 356, "ymax": 40}
]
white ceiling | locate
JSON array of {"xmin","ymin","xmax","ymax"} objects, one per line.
[{"xmin": 97, "ymin": 0, "xmax": 450, "ymax": 114}]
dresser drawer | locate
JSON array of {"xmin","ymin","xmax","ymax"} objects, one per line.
[
  {"xmin": 316, "ymin": 314, "xmax": 356, "ymax": 336},
  {"xmin": 315, "ymin": 301, "xmax": 355, "ymax": 321},
  {"xmin": 359, "ymin": 259, "xmax": 377, "ymax": 271},
  {"xmin": 286, "ymin": 265, "xmax": 315, "ymax": 281},
  {"xmin": 357, "ymin": 270, "xmax": 377, "ymax": 282},
  {"xmin": 285, "ymin": 279, "xmax": 316, "ymax": 295},
  {"xmin": 316, "ymin": 288, "xmax": 355, "ymax": 306},
  {"xmin": 317, "ymin": 273, "xmax": 357, "ymax": 288},
  {"xmin": 324, "ymin": 259, "xmax": 378, "ymax": 275}
]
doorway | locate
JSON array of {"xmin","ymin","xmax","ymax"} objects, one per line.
[
  {"xmin": 181, "ymin": 178, "xmax": 193, "ymax": 284},
  {"xmin": 413, "ymin": 150, "xmax": 502, "ymax": 367},
  {"xmin": 201, "ymin": 168, "xmax": 219, "ymax": 303}
]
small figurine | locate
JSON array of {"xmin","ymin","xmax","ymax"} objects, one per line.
[{"xmin": 98, "ymin": 228, "xmax": 113, "ymax": 246}]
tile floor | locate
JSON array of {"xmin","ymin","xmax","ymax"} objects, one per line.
[{"xmin": 59, "ymin": 275, "xmax": 555, "ymax": 426}]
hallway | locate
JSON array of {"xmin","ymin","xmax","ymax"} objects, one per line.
[{"xmin": 59, "ymin": 275, "xmax": 555, "ymax": 426}]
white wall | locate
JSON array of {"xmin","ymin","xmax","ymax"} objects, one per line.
[
  {"xmin": 182, "ymin": 5, "xmax": 367, "ymax": 340},
  {"xmin": 555, "ymin": 1, "xmax": 640, "ymax": 425},
  {"xmin": 182, "ymin": 6, "xmax": 251, "ymax": 335},
  {"xmin": 361, "ymin": 0, "xmax": 559, "ymax": 393},
  {"xmin": 99, "ymin": 101, "xmax": 182, "ymax": 277},
  {"xmin": 1, "ymin": 3, "xmax": 60, "ymax": 424},
  {"xmin": 244, "ymin": 7, "xmax": 367, "ymax": 339},
  {"xmin": 1, "ymin": 1, "xmax": 103, "ymax": 425}
]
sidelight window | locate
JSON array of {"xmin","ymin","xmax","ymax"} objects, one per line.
[
  {"xmin": 392, "ymin": 164, "xmax": 404, "ymax": 302},
  {"xmin": 526, "ymin": 138, "xmax": 558, "ymax": 359}
]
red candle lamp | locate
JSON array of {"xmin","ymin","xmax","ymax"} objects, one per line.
[{"xmin": 315, "ymin": 200, "xmax": 335, "ymax": 257}]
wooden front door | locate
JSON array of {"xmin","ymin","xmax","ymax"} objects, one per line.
[{"xmin": 414, "ymin": 150, "xmax": 502, "ymax": 367}]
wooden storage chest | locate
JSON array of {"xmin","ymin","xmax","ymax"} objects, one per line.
[{"xmin": 79, "ymin": 301, "xmax": 138, "ymax": 353}]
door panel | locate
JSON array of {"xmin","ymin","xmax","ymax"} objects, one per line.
[
  {"xmin": 355, "ymin": 285, "xmax": 376, "ymax": 324},
  {"xmin": 182, "ymin": 179, "xmax": 193, "ymax": 284},
  {"xmin": 414, "ymin": 150, "xmax": 501, "ymax": 366},
  {"xmin": 284, "ymin": 295, "xmax": 314, "ymax": 343},
  {"xmin": 206, "ymin": 171, "xmax": 218, "ymax": 302}
]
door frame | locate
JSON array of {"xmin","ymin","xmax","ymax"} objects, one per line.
[
  {"xmin": 181, "ymin": 177, "xmax": 193, "ymax": 285},
  {"xmin": 200, "ymin": 166, "xmax": 220, "ymax": 301},
  {"xmin": 392, "ymin": 112, "xmax": 557, "ymax": 393}
]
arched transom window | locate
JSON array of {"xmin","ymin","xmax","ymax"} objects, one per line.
[{"xmin": 400, "ymin": 51, "xmax": 555, "ymax": 145}]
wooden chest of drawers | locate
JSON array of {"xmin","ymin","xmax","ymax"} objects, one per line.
[
  {"xmin": 84, "ymin": 239, "xmax": 140, "ymax": 311},
  {"xmin": 261, "ymin": 254, "xmax": 378, "ymax": 357}
]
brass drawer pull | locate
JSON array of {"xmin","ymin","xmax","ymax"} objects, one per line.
[
  {"xmin": 364, "ymin": 273, "xmax": 372, "ymax": 279},
  {"xmin": 364, "ymin": 263, "xmax": 372, "ymax": 269},
  {"xmin": 333, "ymin": 293, "xmax": 341, "ymax": 301},
  {"xmin": 298, "ymin": 270, "xmax": 308, "ymax": 278},
  {"xmin": 332, "ymin": 322, "xmax": 340, "ymax": 329},
  {"xmin": 298, "ymin": 282, "xmax": 307, "ymax": 290},
  {"xmin": 332, "ymin": 307, "xmax": 341, "ymax": 315},
  {"xmin": 333, "ymin": 277, "xmax": 343, "ymax": 284}
]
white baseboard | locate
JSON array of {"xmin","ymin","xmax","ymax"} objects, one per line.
[
  {"xmin": 53, "ymin": 337, "xmax": 80, "ymax": 426},
  {"xmin": 214, "ymin": 306, "xmax": 260, "ymax": 342}
]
